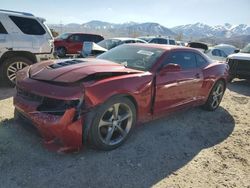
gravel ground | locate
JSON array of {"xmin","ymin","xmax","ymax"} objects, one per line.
[{"xmin": 0, "ymin": 80, "xmax": 249, "ymax": 188}]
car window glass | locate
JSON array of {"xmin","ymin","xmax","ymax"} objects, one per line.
[
  {"xmin": 0, "ymin": 22, "xmax": 7, "ymax": 34},
  {"xmin": 212, "ymin": 49, "xmax": 220, "ymax": 56},
  {"xmin": 9, "ymin": 16, "xmax": 45, "ymax": 35},
  {"xmin": 81, "ymin": 34, "xmax": 92, "ymax": 42},
  {"xmin": 97, "ymin": 39, "xmax": 121, "ymax": 50},
  {"xmin": 97, "ymin": 45, "xmax": 165, "ymax": 71},
  {"xmin": 220, "ymin": 50, "xmax": 227, "ymax": 57},
  {"xmin": 124, "ymin": 40, "xmax": 134, "ymax": 44},
  {"xmin": 195, "ymin": 54, "xmax": 208, "ymax": 67},
  {"xmin": 169, "ymin": 40, "xmax": 175, "ymax": 45},
  {"xmin": 149, "ymin": 38, "xmax": 158, "ymax": 43},
  {"xmin": 158, "ymin": 38, "xmax": 168, "ymax": 44},
  {"xmin": 135, "ymin": 40, "xmax": 145, "ymax": 43},
  {"xmin": 69, "ymin": 34, "xmax": 81, "ymax": 42},
  {"xmin": 170, "ymin": 51, "xmax": 196, "ymax": 69},
  {"xmin": 93, "ymin": 35, "xmax": 103, "ymax": 43}
]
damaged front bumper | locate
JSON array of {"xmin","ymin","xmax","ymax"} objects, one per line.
[
  {"xmin": 13, "ymin": 66, "xmax": 86, "ymax": 152},
  {"xmin": 14, "ymin": 95, "xmax": 84, "ymax": 153}
]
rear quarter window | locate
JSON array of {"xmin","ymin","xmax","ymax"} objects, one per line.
[
  {"xmin": 0, "ymin": 22, "xmax": 7, "ymax": 34},
  {"xmin": 9, "ymin": 16, "xmax": 46, "ymax": 35},
  {"xmin": 195, "ymin": 54, "xmax": 208, "ymax": 68}
]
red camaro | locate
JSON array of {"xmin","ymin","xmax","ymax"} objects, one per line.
[{"xmin": 14, "ymin": 44, "xmax": 229, "ymax": 152}]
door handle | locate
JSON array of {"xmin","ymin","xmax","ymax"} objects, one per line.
[{"xmin": 195, "ymin": 73, "xmax": 200, "ymax": 78}]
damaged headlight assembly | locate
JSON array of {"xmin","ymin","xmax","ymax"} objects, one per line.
[{"xmin": 36, "ymin": 95, "xmax": 84, "ymax": 120}]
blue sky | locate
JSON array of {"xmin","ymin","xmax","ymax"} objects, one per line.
[{"xmin": 1, "ymin": 0, "xmax": 250, "ymax": 27}]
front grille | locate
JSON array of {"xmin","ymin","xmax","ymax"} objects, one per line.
[
  {"xmin": 17, "ymin": 87, "xmax": 43, "ymax": 102},
  {"xmin": 228, "ymin": 59, "xmax": 250, "ymax": 74}
]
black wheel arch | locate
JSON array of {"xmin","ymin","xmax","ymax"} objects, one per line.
[{"xmin": 0, "ymin": 51, "xmax": 37, "ymax": 65}]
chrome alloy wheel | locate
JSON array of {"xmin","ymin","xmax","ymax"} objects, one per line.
[
  {"xmin": 211, "ymin": 83, "xmax": 224, "ymax": 109},
  {"xmin": 7, "ymin": 61, "xmax": 29, "ymax": 83},
  {"xmin": 98, "ymin": 103, "xmax": 133, "ymax": 146}
]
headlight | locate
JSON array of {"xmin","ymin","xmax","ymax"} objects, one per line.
[{"xmin": 37, "ymin": 97, "xmax": 83, "ymax": 116}]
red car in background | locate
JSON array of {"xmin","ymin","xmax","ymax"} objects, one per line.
[
  {"xmin": 14, "ymin": 44, "xmax": 229, "ymax": 152},
  {"xmin": 54, "ymin": 32, "xmax": 104, "ymax": 57}
]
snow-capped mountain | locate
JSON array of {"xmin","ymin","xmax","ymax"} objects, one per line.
[
  {"xmin": 49, "ymin": 21, "xmax": 250, "ymax": 39},
  {"xmin": 49, "ymin": 21, "xmax": 175, "ymax": 37},
  {"xmin": 172, "ymin": 22, "xmax": 250, "ymax": 38}
]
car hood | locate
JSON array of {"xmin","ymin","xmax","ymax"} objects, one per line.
[
  {"xmin": 29, "ymin": 58, "xmax": 143, "ymax": 83},
  {"xmin": 228, "ymin": 53, "xmax": 250, "ymax": 61}
]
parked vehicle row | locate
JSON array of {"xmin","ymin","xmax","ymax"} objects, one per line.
[{"xmin": 54, "ymin": 32, "xmax": 104, "ymax": 57}]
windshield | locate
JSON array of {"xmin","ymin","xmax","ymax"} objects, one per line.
[
  {"xmin": 97, "ymin": 45, "xmax": 165, "ymax": 71},
  {"xmin": 97, "ymin": 39, "xmax": 121, "ymax": 50},
  {"xmin": 56, "ymin": 33, "xmax": 70, "ymax": 40},
  {"xmin": 241, "ymin": 43, "xmax": 250, "ymax": 53}
]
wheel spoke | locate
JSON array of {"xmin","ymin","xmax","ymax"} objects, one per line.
[
  {"xmin": 216, "ymin": 85, "xmax": 221, "ymax": 94},
  {"xmin": 17, "ymin": 62, "xmax": 22, "ymax": 70},
  {"xmin": 105, "ymin": 126, "xmax": 115, "ymax": 144},
  {"xmin": 112, "ymin": 103, "xmax": 120, "ymax": 119},
  {"xmin": 8, "ymin": 65, "xmax": 17, "ymax": 73},
  {"xmin": 8, "ymin": 73, "xmax": 16, "ymax": 81},
  {"xmin": 212, "ymin": 98, "xmax": 218, "ymax": 108},
  {"xmin": 99, "ymin": 119, "xmax": 112, "ymax": 127},
  {"xmin": 116, "ymin": 125, "xmax": 127, "ymax": 136},
  {"xmin": 118, "ymin": 113, "xmax": 131, "ymax": 122}
]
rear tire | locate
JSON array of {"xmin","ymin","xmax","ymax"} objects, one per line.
[
  {"xmin": 88, "ymin": 97, "xmax": 136, "ymax": 150},
  {"xmin": 0, "ymin": 57, "xmax": 32, "ymax": 87},
  {"xmin": 203, "ymin": 80, "xmax": 225, "ymax": 111}
]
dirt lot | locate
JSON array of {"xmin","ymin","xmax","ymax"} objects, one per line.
[{"xmin": 0, "ymin": 80, "xmax": 249, "ymax": 188}]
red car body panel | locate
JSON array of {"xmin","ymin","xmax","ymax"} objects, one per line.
[{"xmin": 14, "ymin": 44, "xmax": 229, "ymax": 152}]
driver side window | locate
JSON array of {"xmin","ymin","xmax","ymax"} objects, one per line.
[
  {"xmin": 69, "ymin": 34, "xmax": 81, "ymax": 42},
  {"xmin": 169, "ymin": 51, "xmax": 196, "ymax": 70}
]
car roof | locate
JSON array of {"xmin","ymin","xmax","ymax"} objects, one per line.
[
  {"xmin": 126, "ymin": 43, "xmax": 197, "ymax": 51},
  {"xmin": 64, "ymin": 32, "xmax": 103, "ymax": 36},
  {"xmin": 139, "ymin": 36, "xmax": 175, "ymax": 40},
  {"xmin": 111, "ymin": 37, "xmax": 144, "ymax": 41}
]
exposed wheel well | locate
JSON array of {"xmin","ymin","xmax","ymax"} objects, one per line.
[{"xmin": 0, "ymin": 51, "xmax": 37, "ymax": 64}]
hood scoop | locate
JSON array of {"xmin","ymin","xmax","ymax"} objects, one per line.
[
  {"xmin": 48, "ymin": 59, "xmax": 86, "ymax": 69},
  {"xmin": 29, "ymin": 58, "xmax": 143, "ymax": 83}
]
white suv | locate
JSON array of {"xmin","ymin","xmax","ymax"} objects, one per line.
[{"xmin": 0, "ymin": 9, "xmax": 54, "ymax": 86}]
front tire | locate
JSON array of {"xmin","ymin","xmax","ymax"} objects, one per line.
[
  {"xmin": 0, "ymin": 57, "xmax": 32, "ymax": 87},
  {"xmin": 88, "ymin": 97, "xmax": 136, "ymax": 150},
  {"xmin": 203, "ymin": 80, "xmax": 225, "ymax": 111}
]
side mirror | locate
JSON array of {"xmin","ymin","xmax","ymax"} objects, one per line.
[
  {"xmin": 160, "ymin": 63, "xmax": 181, "ymax": 74},
  {"xmin": 234, "ymin": 49, "xmax": 240, "ymax": 53}
]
